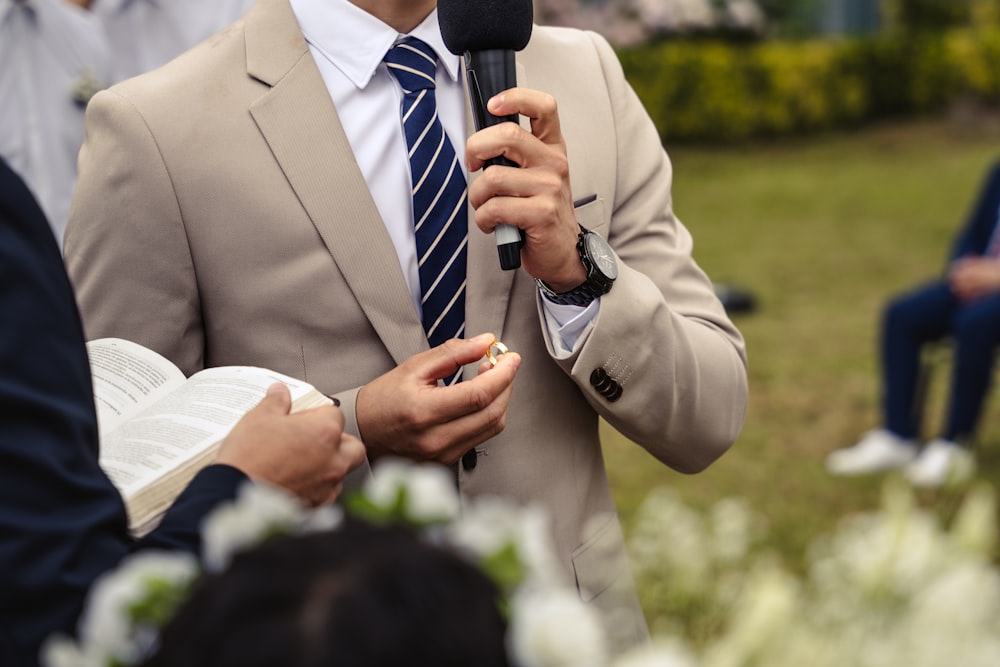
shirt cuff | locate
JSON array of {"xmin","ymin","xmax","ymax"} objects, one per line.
[{"xmin": 540, "ymin": 296, "xmax": 599, "ymax": 357}]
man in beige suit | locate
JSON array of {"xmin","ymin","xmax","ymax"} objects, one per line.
[{"xmin": 65, "ymin": 0, "xmax": 748, "ymax": 650}]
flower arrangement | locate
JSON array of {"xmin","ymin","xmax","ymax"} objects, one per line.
[
  {"xmin": 626, "ymin": 477, "xmax": 1000, "ymax": 667},
  {"xmin": 42, "ymin": 552, "xmax": 199, "ymax": 667},
  {"xmin": 41, "ymin": 459, "xmax": 628, "ymax": 667},
  {"xmin": 41, "ymin": 463, "xmax": 1000, "ymax": 667}
]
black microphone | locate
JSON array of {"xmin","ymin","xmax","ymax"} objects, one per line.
[{"xmin": 438, "ymin": 0, "xmax": 533, "ymax": 271}]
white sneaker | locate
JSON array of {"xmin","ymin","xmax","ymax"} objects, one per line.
[
  {"xmin": 904, "ymin": 439, "xmax": 975, "ymax": 488},
  {"xmin": 825, "ymin": 429, "xmax": 917, "ymax": 476}
]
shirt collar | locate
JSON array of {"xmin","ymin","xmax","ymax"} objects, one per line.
[{"xmin": 292, "ymin": 0, "xmax": 460, "ymax": 90}]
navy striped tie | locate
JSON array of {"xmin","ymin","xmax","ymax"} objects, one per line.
[{"xmin": 386, "ymin": 37, "xmax": 468, "ymax": 386}]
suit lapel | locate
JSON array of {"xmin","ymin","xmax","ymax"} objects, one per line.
[{"xmin": 243, "ymin": 0, "xmax": 427, "ymax": 367}]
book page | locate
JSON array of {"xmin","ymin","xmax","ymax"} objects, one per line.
[
  {"xmin": 87, "ymin": 338, "xmax": 187, "ymax": 435},
  {"xmin": 99, "ymin": 366, "xmax": 326, "ymax": 500}
]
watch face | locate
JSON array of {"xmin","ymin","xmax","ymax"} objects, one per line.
[{"xmin": 585, "ymin": 234, "xmax": 618, "ymax": 280}]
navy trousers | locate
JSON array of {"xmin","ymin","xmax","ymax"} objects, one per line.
[{"xmin": 882, "ymin": 280, "xmax": 1000, "ymax": 441}]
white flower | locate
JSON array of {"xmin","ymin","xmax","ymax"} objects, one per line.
[
  {"xmin": 448, "ymin": 495, "xmax": 564, "ymax": 588},
  {"xmin": 703, "ymin": 562, "xmax": 799, "ymax": 667},
  {"xmin": 365, "ymin": 458, "xmax": 460, "ymax": 524},
  {"xmin": 907, "ymin": 562, "xmax": 1000, "ymax": 637},
  {"xmin": 630, "ymin": 488, "xmax": 710, "ymax": 588},
  {"xmin": 808, "ymin": 482, "xmax": 948, "ymax": 606},
  {"xmin": 507, "ymin": 587, "xmax": 607, "ymax": 667},
  {"xmin": 202, "ymin": 482, "xmax": 314, "ymax": 572},
  {"xmin": 302, "ymin": 503, "xmax": 344, "ymax": 533},
  {"xmin": 709, "ymin": 497, "xmax": 756, "ymax": 564},
  {"xmin": 950, "ymin": 483, "xmax": 997, "ymax": 558},
  {"xmin": 77, "ymin": 551, "xmax": 198, "ymax": 666},
  {"xmin": 40, "ymin": 634, "xmax": 101, "ymax": 667}
]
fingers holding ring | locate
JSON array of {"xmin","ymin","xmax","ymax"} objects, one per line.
[{"xmin": 485, "ymin": 340, "xmax": 509, "ymax": 367}]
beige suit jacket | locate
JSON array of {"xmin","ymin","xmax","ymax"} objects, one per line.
[{"xmin": 65, "ymin": 0, "xmax": 748, "ymax": 648}]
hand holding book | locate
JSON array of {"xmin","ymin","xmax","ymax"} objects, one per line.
[
  {"xmin": 216, "ymin": 382, "xmax": 364, "ymax": 508},
  {"xmin": 87, "ymin": 338, "xmax": 366, "ymax": 533}
]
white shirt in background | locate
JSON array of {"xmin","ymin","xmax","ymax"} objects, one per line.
[
  {"xmin": 91, "ymin": 0, "xmax": 256, "ymax": 82},
  {"xmin": 0, "ymin": 0, "xmax": 113, "ymax": 244}
]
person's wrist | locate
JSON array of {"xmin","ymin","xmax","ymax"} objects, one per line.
[
  {"xmin": 354, "ymin": 385, "xmax": 387, "ymax": 460},
  {"xmin": 539, "ymin": 262, "xmax": 588, "ymax": 294},
  {"xmin": 537, "ymin": 225, "xmax": 617, "ymax": 307},
  {"xmin": 535, "ymin": 225, "xmax": 588, "ymax": 293}
]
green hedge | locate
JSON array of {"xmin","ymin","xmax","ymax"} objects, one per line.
[{"xmin": 617, "ymin": 28, "xmax": 1000, "ymax": 142}]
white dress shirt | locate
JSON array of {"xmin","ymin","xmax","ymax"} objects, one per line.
[
  {"xmin": 91, "ymin": 0, "xmax": 256, "ymax": 82},
  {"xmin": 289, "ymin": 0, "xmax": 595, "ymax": 351},
  {"xmin": 0, "ymin": 0, "xmax": 112, "ymax": 244}
]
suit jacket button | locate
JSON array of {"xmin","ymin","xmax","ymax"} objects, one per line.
[
  {"xmin": 592, "ymin": 370, "xmax": 614, "ymax": 393},
  {"xmin": 608, "ymin": 384, "xmax": 623, "ymax": 402},
  {"xmin": 461, "ymin": 449, "xmax": 478, "ymax": 471}
]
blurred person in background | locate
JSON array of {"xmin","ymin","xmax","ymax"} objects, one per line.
[
  {"xmin": 826, "ymin": 159, "xmax": 1000, "ymax": 487},
  {"xmin": 87, "ymin": 0, "xmax": 257, "ymax": 82},
  {"xmin": 0, "ymin": 0, "xmax": 112, "ymax": 244}
]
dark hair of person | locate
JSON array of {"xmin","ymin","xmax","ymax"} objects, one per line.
[{"xmin": 142, "ymin": 517, "xmax": 511, "ymax": 667}]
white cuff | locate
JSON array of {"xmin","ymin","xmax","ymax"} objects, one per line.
[{"xmin": 540, "ymin": 296, "xmax": 599, "ymax": 357}]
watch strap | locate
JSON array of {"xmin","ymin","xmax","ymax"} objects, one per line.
[{"xmin": 537, "ymin": 226, "xmax": 614, "ymax": 306}]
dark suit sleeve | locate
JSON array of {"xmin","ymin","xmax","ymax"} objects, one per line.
[
  {"xmin": 138, "ymin": 464, "xmax": 248, "ymax": 552},
  {"xmin": 950, "ymin": 159, "xmax": 1000, "ymax": 260},
  {"xmin": 0, "ymin": 159, "xmax": 247, "ymax": 666}
]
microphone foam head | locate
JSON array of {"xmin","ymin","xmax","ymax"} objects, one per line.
[{"xmin": 438, "ymin": 0, "xmax": 533, "ymax": 54}]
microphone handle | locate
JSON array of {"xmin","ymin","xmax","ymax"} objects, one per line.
[{"xmin": 465, "ymin": 49, "xmax": 524, "ymax": 271}]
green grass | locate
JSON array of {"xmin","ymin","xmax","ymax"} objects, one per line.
[{"xmin": 602, "ymin": 115, "xmax": 1000, "ymax": 619}]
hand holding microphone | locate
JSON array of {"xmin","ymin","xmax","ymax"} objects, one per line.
[{"xmin": 438, "ymin": 0, "xmax": 533, "ymax": 271}]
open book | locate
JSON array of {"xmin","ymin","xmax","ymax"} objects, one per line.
[{"xmin": 87, "ymin": 337, "xmax": 332, "ymax": 536}]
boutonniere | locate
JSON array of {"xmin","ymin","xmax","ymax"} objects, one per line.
[{"xmin": 71, "ymin": 67, "xmax": 104, "ymax": 108}]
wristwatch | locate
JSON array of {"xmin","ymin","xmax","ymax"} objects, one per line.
[{"xmin": 537, "ymin": 225, "xmax": 617, "ymax": 306}]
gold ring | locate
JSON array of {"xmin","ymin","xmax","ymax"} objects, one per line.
[{"xmin": 485, "ymin": 340, "xmax": 509, "ymax": 367}]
